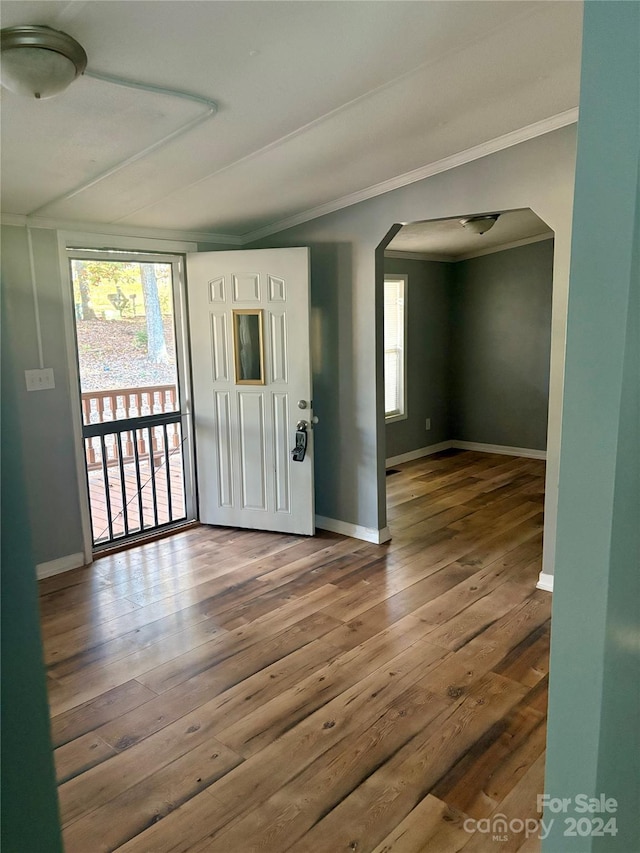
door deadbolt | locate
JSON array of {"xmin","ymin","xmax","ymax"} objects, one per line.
[{"xmin": 292, "ymin": 421, "xmax": 308, "ymax": 462}]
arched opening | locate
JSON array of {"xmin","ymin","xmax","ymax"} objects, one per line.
[{"xmin": 376, "ymin": 208, "xmax": 555, "ymax": 585}]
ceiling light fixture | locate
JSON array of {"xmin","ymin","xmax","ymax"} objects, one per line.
[
  {"xmin": 1, "ymin": 23, "xmax": 218, "ymax": 217},
  {"xmin": 459, "ymin": 214, "xmax": 500, "ymax": 235},
  {"xmin": 1, "ymin": 25, "xmax": 87, "ymax": 99}
]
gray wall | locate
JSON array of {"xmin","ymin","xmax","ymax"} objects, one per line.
[
  {"xmin": 1, "ymin": 291, "xmax": 63, "ymax": 851},
  {"xmin": 451, "ymin": 239, "xmax": 554, "ymax": 450},
  {"xmin": 1, "ymin": 226, "xmax": 84, "ymax": 564},
  {"xmin": 543, "ymin": 4, "xmax": 640, "ymax": 849},
  {"xmin": 384, "ymin": 238, "xmax": 554, "ymax": 459},
  {"xmin": 384, "ymin": 257, "xmax": 451, "ymax": 459}
]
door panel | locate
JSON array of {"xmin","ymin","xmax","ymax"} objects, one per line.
[{"xmin": 187, "ymin": 248, "xmax": 314, "ymax": 535}]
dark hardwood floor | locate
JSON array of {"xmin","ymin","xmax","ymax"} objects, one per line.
[{"xmin": 40, "ymin": 450, "xmax": 550, "ymax": 852}]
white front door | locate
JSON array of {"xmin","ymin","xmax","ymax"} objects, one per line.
[{"xmin": 186, "ymin": 248, "xmax": 315, "ymax": 535}]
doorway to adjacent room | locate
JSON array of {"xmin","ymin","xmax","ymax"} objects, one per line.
[{"xmin": 68, "ymin": 250, "xmax": 195, "ymax": 550}]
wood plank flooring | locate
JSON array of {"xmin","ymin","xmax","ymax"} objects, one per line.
[{"xmin": 40, "ymin": 450, "xmax": 550, "ymax": 853}]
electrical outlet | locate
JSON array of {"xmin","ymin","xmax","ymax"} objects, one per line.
[
  {"xmin": 425, "ymin": 418, "xmax": 431, "ymax": 431},
  {"xmin": 25, "ymin": 368, "xmax": 55, "ymax": 392}
]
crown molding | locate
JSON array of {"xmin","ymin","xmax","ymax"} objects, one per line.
[
  {"xmin": 0, "ymin": 214, "xmax": 242, "ymax": 246},
  {"xmin": 241, "ymin": 107, "xmax": 578, "ymax": 244}
]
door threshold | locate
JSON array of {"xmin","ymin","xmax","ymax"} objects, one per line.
[{"xmin": 93, "ymin": 520, "xmax": 200, "ymax": 558}]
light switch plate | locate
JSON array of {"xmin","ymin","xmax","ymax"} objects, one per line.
[{"xmin": 25, "ymin": 368, "xmax": 55, "ymax": 391}]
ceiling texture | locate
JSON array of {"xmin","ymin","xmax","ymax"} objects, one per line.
[
  {"xmin": 1, "ymin": 1, "xmax": 583, "ymax": 242},
  {"xmin": 386, "ymin": 209, "xmax": 553, "ymax": 260}
]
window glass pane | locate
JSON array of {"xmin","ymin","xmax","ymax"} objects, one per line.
[
  {"xmin": 384, "ymin": 277, "xmax": 405, "ymax": 418},
  {"xmin": 385, "ymin": 351, "xmax": 399, "ymax": 413},
  {"xmin": 71, "ymin": 259, "xmax": 179, "ymax": 424}
]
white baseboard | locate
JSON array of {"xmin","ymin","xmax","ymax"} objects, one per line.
[
  {"xmin": 315, "ymin": 516, "xmax": 391, "ymax": 545},
  {"xmin": 452, "ymin": 441, "xmax": 547, "ymax": 460},
  {"xmin": 386, "ymin": 440, "xmax": 546, "ymax": 468},
  {"xmin": 36, "ymin": 552, "xmax": 85, "ymax": 580},
  {"xmin": 386, "ymin": 441, "xmax": 455, "ymax": 467},
  {"xmin": 536, "ymin": 571, "xmax": 554, "ymax": 592}
]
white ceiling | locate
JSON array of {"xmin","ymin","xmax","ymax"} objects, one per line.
[
  {"xmin": 0, "ymin": 1, "xmax": 583, "ymax": 240},
  {"xmin": 386, "ymin": 209, "xmax": 553, "ymax": 260}
]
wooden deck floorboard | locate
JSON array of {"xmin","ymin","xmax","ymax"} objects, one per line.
[
  {"xmin": 87, "ymin": 455, "xmax": 186, "ymax": 544},
  {"xmin": 40, "ymin": 450, "xmax": 549, "ymax": 852}
]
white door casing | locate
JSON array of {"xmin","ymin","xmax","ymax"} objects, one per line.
[{"xmin": 187, "ymin": 248, "xmax": 315, "ymax": 535}]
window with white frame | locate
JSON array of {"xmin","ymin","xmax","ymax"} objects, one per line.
[{"xmin": 384, "ymin": 275, "xmax": 407, "ymax": 421}]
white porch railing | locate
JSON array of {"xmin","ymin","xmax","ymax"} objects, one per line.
[{"xmin": 81, "ymin": 384, "xmax": 180, "ymax": 469}]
